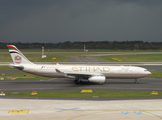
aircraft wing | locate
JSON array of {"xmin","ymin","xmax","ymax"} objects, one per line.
[{"xmin": 55, "ymin": 69, "xmax": 103, "ymax": 77}]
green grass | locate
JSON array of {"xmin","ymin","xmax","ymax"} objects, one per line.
[
  {"xmin": 16, "ymin": 49, "xmax": 86, "ymax": 52},
  {"xmin": 2, "ymin": 48, "xmax": 162, "ymax": 52},
  {"xmin": 26, "ymin": 55, "xmax": 69, "ymax": 62},
  {"xmin": 3, "ymin": 52, "xmax": 162, "ymax": 63},
  {"xmin": 98, "ymin": 54, "xmax": 162, "ymax": 62},
  {"xmin": 149, "ymin": 72, "xmax": 162, "ymax": 78},
  {"xmin": 0, "ymin": 66, "xmax": 12, "ymax": 69},
  {"xmin": 5, "ymin": 90, "xmax": 162, "ymax": 98},
  {"xmin": 0, "ymin": 52, "xmax": 103, "ymax": 62},
  {"xmin": 0, "ymin": 72, "xmax": 48, "ymax": 80},
  {"xmin": 1, "ymin": 50, "xmax": 162, "ymax": 62},
  {"xmin": 0, "ymin": 53, "xmax": 69, "ymax": 62},
  {"xmin": 0, "ymin": 54, "xmax": 13, "ymax": 62},
  {"xmin": 15, "ymin": 77, "xmax": 49, "ymax": 80},
  {"xmin": 30, "ymin": 49, "xmax": 162, "ymax": 52},
  {"xmin": 0, "ymin": 73, "xmax": 34, "ymax": 77}
]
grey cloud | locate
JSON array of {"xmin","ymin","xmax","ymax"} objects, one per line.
[{"xmin": 0, "ymin": 0, "xmax": 162, "ymax": 43}]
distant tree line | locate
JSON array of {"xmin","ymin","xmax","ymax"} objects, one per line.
[{"xmin": 1, "ymin": 41, "xmax": 162, "ymax": 50}]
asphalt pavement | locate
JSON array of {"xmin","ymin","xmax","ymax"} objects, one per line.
[{"xmin": 0, "ymin": 77, "xmax": 162, "ymax": 93}]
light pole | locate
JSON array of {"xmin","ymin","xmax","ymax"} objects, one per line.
[
  {"xmin": 42, "ymin": 46, "xmax": 44, "ymax": 58},
  {"xmin": 42, "ymin": 46, "xmax": 46, "ymax": 58},
  {"xmin": 84, "ymin": 44, "xmax": 85, "ymax": 52}
]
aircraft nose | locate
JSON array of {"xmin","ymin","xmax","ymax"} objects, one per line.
[{"xmin": 147, "ymin": 71, "xmax": 151, "ymax": 75}]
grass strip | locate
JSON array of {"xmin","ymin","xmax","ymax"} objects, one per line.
[
  {"xmin": 98, "ymin": 54, "xmax": 162, "ymax": 62},
  {"xmin": 0, "ymin": 66, "xmax": 12, "ymax": 69},
  {"xmin": 0, "ymin": 72, "xmax": 49, "ymax": 80},
  {"xmin": 149, "ymin": 72, "xmax": 162, "ymax": 78},
  {"xmin": 5, "ymin": 91, "xmax": 162, "ymax": 98},
  {"xmin": 1, "ymin": 49, "xmax": 162, "ymax": 52}
]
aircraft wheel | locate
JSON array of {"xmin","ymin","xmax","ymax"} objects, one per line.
[
  {"xmin": 134, "ymin": 81, "xmax": 138, "ymax": 84},
  {"xmin": 134, "ymin": 79, "xmax": 138, "ymax": 84},
  {"xmin": 74, "ymin": 80, "xmax": 79, "ymax": 84}
]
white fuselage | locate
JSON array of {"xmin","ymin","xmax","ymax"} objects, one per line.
[{"xmin": 22, "ymin": 64, "xmax": 151, "ymax": 79}]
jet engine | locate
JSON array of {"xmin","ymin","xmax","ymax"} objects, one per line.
[{"xmin": 88, "ymin": 76, "xmax": 106, "ymax": 84}]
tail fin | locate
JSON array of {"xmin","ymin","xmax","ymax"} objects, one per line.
[{"xmin": 7, "ymin": 45, "xmax": 34, "ymax": 65}]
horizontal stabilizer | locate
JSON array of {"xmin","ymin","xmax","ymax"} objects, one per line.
[{"xmin": 9, "ymin": 64, "xmax": 24, "ymax": 70}]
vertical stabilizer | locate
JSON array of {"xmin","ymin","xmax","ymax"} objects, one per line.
[{"xmin": 7, "ymin": 45, "xmax": 34, "ymax": 65}]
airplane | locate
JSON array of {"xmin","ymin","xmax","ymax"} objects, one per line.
[{"xmin": 7, "ymin": 45, "xmax": 151, "ymax": 84}]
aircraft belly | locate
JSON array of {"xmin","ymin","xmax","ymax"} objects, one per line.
[
  {"xmin": 104, "ymin": 73, "xmax": 146, "ymax": 79},
  {"xmin": 40, "ymin": 73, "xmax": 65, "ymax": 77},
  {"xmin": 23, "ymin": 70, "xmax": 65, "ymax": 78}
]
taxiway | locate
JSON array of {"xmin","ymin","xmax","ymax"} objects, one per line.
[{"xmin": 0, "ymin": 77, "xmax": 162, "ymax": 93}]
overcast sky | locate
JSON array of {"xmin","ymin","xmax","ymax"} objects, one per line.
[{"xmin": 0, "ymin": 0, "xmax": 162, "ymax": 43}]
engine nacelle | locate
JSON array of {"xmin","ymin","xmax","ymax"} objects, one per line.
[{"xmin": 88, "ymin": 76, "xmax": 106, "ymax": 84}]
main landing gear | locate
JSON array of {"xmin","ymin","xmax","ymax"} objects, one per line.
[
  {"xmin": 74, "ymin": 78, "xmax": 82, "ymax": 84},
  {"xmin": 134, "ymin": 79, "xmax": 138, "ymax": 84}
]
